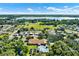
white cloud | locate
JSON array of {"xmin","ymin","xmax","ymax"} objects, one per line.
[
  {"xmin": 47, "ymin": 7, "xmax": 61, "ymax": 11},
  {"xmin": 64, "ymin": 6, "xmax": 68, "ymax": 8},
  {"xmin": 46, "ymin": 6, "xmax": 79, "ymax": 14},
  {"xmin": 27, "ymin": 8, "xmax": 33, "ymax": 11}
]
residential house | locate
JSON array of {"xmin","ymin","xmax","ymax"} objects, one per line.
[
  {"xmin": 27, "ymin": 38, "xmax": 47, "ymax": 45},
  {"xmin": 37, "ymin": 45, "xmax": 49, "ymax": 53}
]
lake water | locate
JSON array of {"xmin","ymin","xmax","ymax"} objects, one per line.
[{"xmin": 16, "ymin": 17, "xmax": 79, "ymax": 20}]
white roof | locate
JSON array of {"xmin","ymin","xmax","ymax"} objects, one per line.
[{"xmin": 38, "ymin": 45, "xmax": 49, "ymax": 52}]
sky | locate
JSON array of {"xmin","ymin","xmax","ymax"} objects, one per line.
[{"xmin": 0, "ymin": 3, "xmax": 79, "ymax": 14}]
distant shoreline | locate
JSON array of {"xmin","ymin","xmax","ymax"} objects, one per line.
[{"xmin": 0, "ymin": 14, "xmax": 79, "ymax": 17}]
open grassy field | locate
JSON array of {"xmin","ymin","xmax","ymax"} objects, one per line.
[{"xmin": 23, "ymin": 23, "xmax": 56, "ymax": 30}]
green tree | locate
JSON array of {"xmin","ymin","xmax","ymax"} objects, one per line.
[{"xmin": 47, "ymin": 40, "xmax": 79, "ymax": 56}]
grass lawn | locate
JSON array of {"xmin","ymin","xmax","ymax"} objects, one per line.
[
  {"xmin": 24, "ymin": 23, "xmax": 55, "ymax": 30},
  {"xmin": 27, "ymin": 45, "xmax": 37, "ymax": 56}
]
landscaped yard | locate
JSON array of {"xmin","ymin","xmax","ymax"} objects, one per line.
[{"xmin": 27, "ymin": 45, "xmax": 37, "ymax": 56}]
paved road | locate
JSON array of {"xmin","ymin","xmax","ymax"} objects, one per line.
[{"xmin": 9, "ymin": 25, "xmax": 23, "ymax": 39}]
